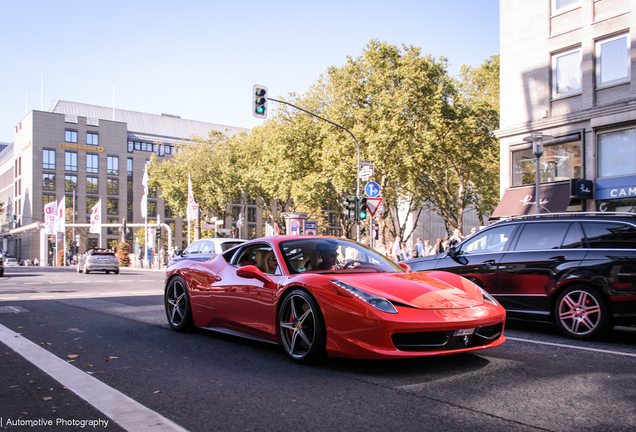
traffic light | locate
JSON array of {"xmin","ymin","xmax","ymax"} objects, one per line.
[
  {"xmin": 12, "ymin": 214, "xmax": 17, "ymax": 223},
  {"xmin": 122, "ymin": 218, "xmax": 128, "ymax": 234},
  {"xmin": 343, "ymin": 196, "xmax": 356, "ymax": 221},
  {"xmin": 358, "ymin": 197, "xmax": 368, "ymax": 220},
  {"xmin": 253, "ymin": 85, "xmax": 268, "ymax": 119}
]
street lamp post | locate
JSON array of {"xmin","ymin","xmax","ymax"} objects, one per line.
[{"xmin": 523, "ymin": 132, "xmax": 553, "ymax": 215}]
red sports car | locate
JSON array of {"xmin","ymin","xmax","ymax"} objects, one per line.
[{"xmin": 164, "ymin": 236, "xmax": 506, "ymax": 363}]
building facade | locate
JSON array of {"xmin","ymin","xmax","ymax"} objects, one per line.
[
  {"xmin": 0, "ymin": 101, "xmax": 250, "ymax": 262},
  {"xmin": 496, "ymin": 0, "xmax": 636, "ymax": 217}
]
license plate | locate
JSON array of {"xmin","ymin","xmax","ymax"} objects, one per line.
[
  {"xmin": 454, "ymin": 328, "xmax": 475, "ymax": 336},
  {"xmin": 97, "ymin": 258, "xmax": 111, "ymax": 262}
]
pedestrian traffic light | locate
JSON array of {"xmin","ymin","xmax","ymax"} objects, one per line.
[
  {"xmin": 12, "ymin": 214, "xmax": 17, "ymax": 223},
  {"xmin": 358, "ymin": 197, "xmax": 368, "ymax": 220},
  {"xmin": 253, "ymin": 85, "xmax": 268, "ymax": 119},
  {"xmin": 343, "ymin": 196, "xmax": 356, "ymax": 221}
]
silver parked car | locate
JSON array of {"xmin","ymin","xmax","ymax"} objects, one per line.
[{"xmin": 77, "ymin": 250, "xmax": 119, "ymax": 274}]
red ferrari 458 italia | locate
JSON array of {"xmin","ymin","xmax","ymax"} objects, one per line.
[{"xmin": 164, "ymin": 236, "xmax": 506, "ymax": 363}]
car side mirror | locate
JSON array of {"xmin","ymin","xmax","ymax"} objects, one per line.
[
  {"xmin": 447, "ymin": 246, "xmax": 458, "ymax": 258},
  {"xmin": 237, "ymin": 265, "xmax": 274, "ymax": 285}
]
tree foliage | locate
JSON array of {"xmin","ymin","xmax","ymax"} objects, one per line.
[{"xmin": 148, "ymin": 42, "xmax": 500, "ymax": 241}]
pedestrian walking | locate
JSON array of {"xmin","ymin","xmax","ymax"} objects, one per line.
[
  {"xmin": 139, "ymin": 248, "xmax": 144, "ymax": 268},
  {"xmin": 159, "ymin": 247, "xmax": 166, "ymax": 269}
]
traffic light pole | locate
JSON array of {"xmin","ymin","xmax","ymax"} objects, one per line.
[{"xmin": 267, "ymin": 97, "xmax": 362, "ymax": 242}]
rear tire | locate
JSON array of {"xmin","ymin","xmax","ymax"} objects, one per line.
[
  {"xmin": 554, "ymin": 285, "xmax": 610, "ymax": 340},
  {"xmin": 84, "ymin": 265, "xmax": 90, "ymax": 275}
]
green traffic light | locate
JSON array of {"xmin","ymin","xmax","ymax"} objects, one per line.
[{"xmin": 256, "ymin": 106, "xmax": 266, "ymax": 114}]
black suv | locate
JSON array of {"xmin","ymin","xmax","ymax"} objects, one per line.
[{"xmin": 405, "ymin": 212, "xmax": 636, "ymax": 340}]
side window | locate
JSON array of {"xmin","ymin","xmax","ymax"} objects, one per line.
[
  {"xmin": 199, "ymin": 240, "xmax": 214, "ymax": 254},
  {"xmin": 561, "ymin": 222, "xmax": 584, "ymax": 249},
  {"xmin": 582, "ymin": 222, "xmax": 636, "ymax": 249},
  {"xmin": 461, "ymin": 225, "xmax": 517, "ymax": 254},
  {"xmin": 185, "ymin": 241, "xmax": 202, "ymax": 255},
  {"xmin": 233, "ymin": 244, "xmax": 279, "ymax": 275},
  {"xmin": 514, "ymin": 223, "xmax": 568, "ymax": 251}
]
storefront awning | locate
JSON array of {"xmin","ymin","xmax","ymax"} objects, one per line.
[{"xmin": 489, "ymin": 181, "xmax": 572, "ymax": 221}]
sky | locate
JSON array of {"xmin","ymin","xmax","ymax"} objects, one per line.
[{"xmin": 0, "ymin": 1, "xmax": 499, "ymax": 143}]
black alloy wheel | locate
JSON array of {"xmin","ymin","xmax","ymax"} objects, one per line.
[
  {"xmin": 554, "ymin": 285, "xmax": 610, "ymax": 340},
  {"xmin": 165, "ymin": 276, "xmax": 193, "ymax": 332},
  {"xmin": 278, "ymin": 289, "xmax": 326, "ymax": 364}
]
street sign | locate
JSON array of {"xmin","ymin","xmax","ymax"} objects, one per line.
[
  {"xmin": 57, "ymin": 233, "xmax": 62, "ymax": 240},
  {"xmin": 365, "ymin": 198, "xmax": 383, "ymax": 217},
  {"xmin": 217, "ymin": 228, "xmax": 231, "ymax": 234},
  {"xmin": 364, "ymin": 181, "xmax": 380, "ymax": 198},
  {"xmin": 358, "ymin": 166, "xmax": 373, "ymax": 178}
]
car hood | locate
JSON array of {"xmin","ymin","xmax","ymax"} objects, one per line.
[{"xmin": 329, "ymin": 271, "xmax": 484, "ymax": 310}]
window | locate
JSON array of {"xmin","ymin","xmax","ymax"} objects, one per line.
[
  {"xmin": 461, "ymin": 225, "xmax": 517, "ymax": 255},
  {"xmin": 513, "ymin": 223, "xmax": 568, "ymax": 251},
  {"xmin": 65, "ymin": 130, "xmax": 78, "ymax": 143},
  {"xmin": 127, "ymin": 200, "xmax": 133, "ymax": 220},
  {"xmin": 552, "ymin": 48, "xmax": 582, "ymax": 97},
  {"xmin": 128, "ymin": 141, "xmax": 134, "ymax": 153},
  {"xmin": 87, "ymin": 154, "xmax": 98, "ymax": 173},
  {"xmin": 562, "ymin": 222, "xmax": 584, "ymax": 249},
  {"xmin": 165, "ymin": 145, "xmax": 171, "ymax": 154},
  {"xmin": 148, "ymin": 201, "xmax": 157, "ymax": 217},
  {"xmin": 248, "ymin": 224, "xmax": 256, "ymax": 240},
  {"xmin": 87, "ymin": 132, "xmax": 99, "ymax": 145},
  {"xmin": 107, "ymin": 178, "xmax": 119, "ymax": 195},
  {"xmin": 159, "ymin": 145, "xmax": 165, "ymax": 156},
  {"xmin": 598, "ymin": 129, "xmax": 636, "ymax": 178},
  {"xmin": 65, "ymin": 175, "xmax": 77, "ymax": 193},
  {"xmin": 141, "ymin": 142, "xmax": 148, "ymax": 151},
  {"xmin": 582, "ymin": 222, "xmax": 636, "ymax": 249},
  {"xmin": 65, "ymin": 151, "xmax": 77, "ymax": 171},
  {"xmin": 43, "ymin": 149, "xmax": 55, "ymax": 170},
  {"xmin": 86, "ymin": 197, "xmax": 98, "ymax": 219},
  {"xmin": 107, "ymin": 198, "xmax": 119, "ymax": 215},
  {"xmin": 134, "ymin": 141, "xmax": 141, "ymax": 151},
  {"xmin": 232, "ymin": 206, "xmax": 241, "ymax": 221},
  {"xmin": 43, "ymin": 194, "xmax": 56, "ymax": 216},
  {"xmin": 127, "ymin": 158, "xmax": 133, "ymax": 175},
  {"xmin": 596, "ymin": 33, "xmax": 630, "ymax": 88},
  {"xmin": 107, "ymin": 156, "xmax": 119, "ymax": 175},
  {"xmin": 127, "ymin": 179, "xmax": 133, "ymax": 197},
  {"xmin": 552, "ymin": 0, "xmax": 579, "ymax": 14},
  {"xmin": 86, "ymin": 177, "xmax": 99, "ymax": 194},
  {"xmin": 43, "ymin": 173, "xmax": 55, "ymax": 191},
  {"xmin": 165, "ymin": 205, "xmax": 174, "ymax": 218},
  {"xmin": 148, "ymin": 187, "xmax": 157, "ymax": 198},
  {"xmin": 512, "ymin": 141, "xmax": 581, "ymax": 186},
  {"xmin": 247, "ymin": 207, "xmax": 257, "ymax": 223},
  {"xmin": 107, "ymin": 218, "xmax": 118, "ymax": 235}
]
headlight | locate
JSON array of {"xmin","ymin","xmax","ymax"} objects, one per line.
[
  {"xmin": 329, "ymin": 280, "xmax": 398, "ymax": 314},
  {"xmin": 480, "ymin": 287, "xmax": 499, "ymax": 306}
]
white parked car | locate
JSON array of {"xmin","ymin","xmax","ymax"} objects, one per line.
[{"xmin": 3, "ymin": 257, "xmax": 19, "ymax": 267}]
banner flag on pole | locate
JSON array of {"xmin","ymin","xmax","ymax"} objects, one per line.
[
  {"xmin": 43, "ymin": 201, "xmax": 57, "ymax": 235},
  {"xmin": 275, "ymin": 223, "xmax": 280, "ymax": 236},
  {"xmin": 265, "ymin": 222, "xmax": 274, "ymax": 237},
  {"xmin": 89, "ymin": 200, "xmax": 102, "ymax": 234},
  {"xmin": 55, "ymin": 197, "xmax": 65, "ymax": 233},
  {"xmin": 187, "ymin": 173, "xmax": 199, "ymax": 222},
  {"xmin": 141, "ymin": 165, "xmax": 149, "ymax": 218}
]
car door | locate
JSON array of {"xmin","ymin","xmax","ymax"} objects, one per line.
[
  {"xmin": 208, "ymin": 243, "xmax": 281, "ymax": 339},
  {"xmin": 496, "ymin": 222, "xmax": 588, "ymax": 316},
  {"xmin": 431, "ymin": 224, "xmax": 518, "ymax": 292}
]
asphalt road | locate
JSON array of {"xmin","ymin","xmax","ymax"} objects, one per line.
[{"xmin": 0, "ymin": 266, "xmax": 635, "ymax": 431}]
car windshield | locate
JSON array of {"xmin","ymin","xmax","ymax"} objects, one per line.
[{"xmin": 278, "ymin": 238, "xmax": 403, "ymax": 274}]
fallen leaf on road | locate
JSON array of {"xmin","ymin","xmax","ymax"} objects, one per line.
[
  {"xmin": 67, "ymin": 355, "xmax": 79, "ymax": 359},
  {"xmin": 108, "ymin": 356, "xmax": 120, "ymax": 360},
  {"xmin": 40, "ymin": 342, "xmax": 51, "ymax": 346},
  {"xmin": 154, "ymin": 390, "xmax": 162, "ymax": 394},
  {"xmin": 42, "ymin": 397, "xmax": 52, "ymax": 401}
]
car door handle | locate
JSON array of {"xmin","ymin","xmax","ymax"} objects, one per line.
[
  {"xmin": 549, "ymin": 256, "xmax": 566, "ymax": 262},
  {"xmin": 481, "ymin": 260, "xmax": 496, "ymax": 266}
]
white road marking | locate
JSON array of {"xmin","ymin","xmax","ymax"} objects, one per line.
[
  {"xmin": 49, "ymin": 282, "xmax": 65, "ymax": 284},
  {"xmin": 0, "ymin": 324, "xmax": 188, "ymax": 432},
  {"xmin": 507, "ymin": 336, "xmax": 636, "ymax": 358},
  {"xmin": 29, "ymin": 295, "xmax": 56, "ymax": 299},
  {"xmin": 0, "ymin": 297, "xmax": 19, "ymax": 300}
]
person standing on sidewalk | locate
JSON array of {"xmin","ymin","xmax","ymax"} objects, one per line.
[
  {"xmin": 139, "ymin": 248, "xmax": 144, "ymax": 268},
  {"xmin": 147, "ymin": 246, "xmax": 154, "ymax": 269}
]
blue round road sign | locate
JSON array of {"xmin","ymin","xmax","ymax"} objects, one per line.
[{"xmin": 365, "ymin": 181, "xmax": 380, "ymax": 198}]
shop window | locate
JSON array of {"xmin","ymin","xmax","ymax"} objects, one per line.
[
  {"xmin": 598, "ymin": 129, "xmax": 636, "ymax": 178},
  {"xmin": 512, "ymin": 141, "xmax": 581, "ymax": 186}
]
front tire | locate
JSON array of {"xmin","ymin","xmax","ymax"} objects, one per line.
[
  {"xmin": 555, "ymin": 285, "xmax": 610, "ymax": 340},
  {"xmin": 278, "ymin": 290, "xmax": 326, "ymax": 364},
  {"xmin": 84, "ymin": 265, "xmax": 90, "ymax": 275},
  {"xmin": 165, "ymin": 276, "xmax": 193, "ymax": 332}
]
